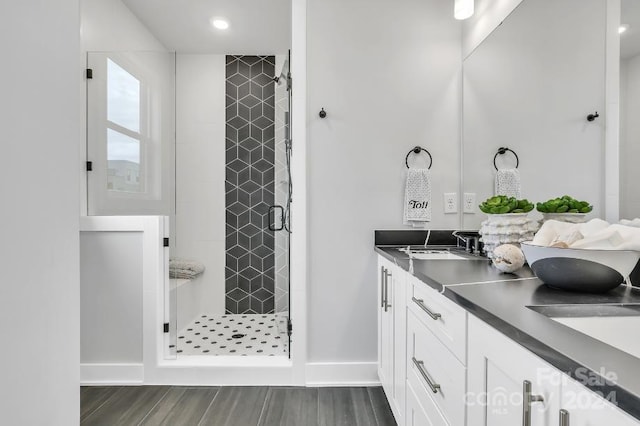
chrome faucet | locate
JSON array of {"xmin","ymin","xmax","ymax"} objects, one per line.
[{"xmin": 452, "ymin": 230, "xmax": 481, "ymax": 254}]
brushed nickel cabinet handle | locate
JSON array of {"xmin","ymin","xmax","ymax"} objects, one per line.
[
  {"xmin": 559, "ymin": 409, "xmax": 569, "ymax": 426},
  {"xmin": 380, "ymin": 266, "xmax": 385, "ymax": 308},
  {"xmin": 411, "ymin": 297, "xmax": 441, "ymax": 320},
  {"xmin": 523, "ymin": 380, "xmax": 545, "ymax": 426},
  {"xmin": 384, "ymin": 271, "xmax": 392, "ymax": 312},
  {"xmin": 412, "ymin": 357, "xmax": 441, "ymax": 393}
]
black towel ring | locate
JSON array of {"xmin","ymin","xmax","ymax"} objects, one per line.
[
  {"xmin": 405, "ymin": 146, "xmax": 432, "ymax": 169},
  {"xmin": 493, "ymin": 147, "xmax": 519, "ymax": 171}
]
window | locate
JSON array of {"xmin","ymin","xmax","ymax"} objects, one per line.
[
  {"xmin": 106, "ymin": 58, "xmax": 143, "ymax": 193},
  {"xmin": 87, "ymin": 51, "xmax": 175, "ymax": 216}
]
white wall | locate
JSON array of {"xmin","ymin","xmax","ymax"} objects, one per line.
[
  {"xmin": 307, "ymin": 0, "xmax": 461, "ymax": 363},
  {"xmin": 80, "ymin": 0, "xmax": 166, "ymax": 52},
  {"xmin": 175, "ymin": 54, "xmax": 227, "ymax": 316},
  {"xmin": 0, "ymin": 1, "xmax": 80, "ymax": 424},
  {"xmin": 620, "ymin": 54, "xmax": 640, "ymax": 218},
  {"xmin": 462, "ymin": 0, "xmax": 524, "ymax": 58}
]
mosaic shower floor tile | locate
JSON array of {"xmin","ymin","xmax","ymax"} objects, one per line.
[{"xmin": 177, "ymin": 313, "xmax": 287, "ymax": 356}]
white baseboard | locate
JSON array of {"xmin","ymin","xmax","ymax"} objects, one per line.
[
  {"xmin": 305, "ymin": 362, "xmax": 380, "ymax": 386},
  {"xmin": 81, "ymin": 363, "xmax": 144, "ymax": 385},
  {"xmin": 81, "ymin": 361, "xmax": 380, "ymax": 386}
]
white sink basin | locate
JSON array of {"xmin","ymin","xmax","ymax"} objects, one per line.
[
  {"xmin": 552, "ymin": 316, "xmax": 640, "ymax": 359},
  {"xmin": 529, "ymin": 304, "xmax": 640, "ymax": 359},
  {"xmin": 397, "ymin": 248, "xmax": 467, "ymax": 260}
]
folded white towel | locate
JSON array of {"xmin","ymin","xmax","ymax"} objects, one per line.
[
  {"xmin": 620, "ymin": 218, "xmax": 640, "ymax": 228},
  {"xmin": 532, "ymin": 219, "xmax": 640, "ymax": 251},
  {"xmin": 404, "ymin": 168, "xmax": 431, "ymax": 225},
  {"xmin": 169, "ymin": 258, "xmax": 205, "ymax": 279},
  {"xmin": 495, "ymin": 168, "xmax": 521, "ymax": 199}
]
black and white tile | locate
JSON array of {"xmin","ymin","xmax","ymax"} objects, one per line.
[
  {"xmin": 225, "ymin": 55, "xmax": 276, "ymax": 314},
  {"xmin": 177, "ymin": 313, "xmax": 287, "ymax": 356}
]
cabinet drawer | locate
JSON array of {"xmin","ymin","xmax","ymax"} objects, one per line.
[
  {"xmin": 408, "ymin": 276, "xmax": 467, "ymax": 363},
  {"xmin": 406, "ymin": 379, "xmax": 449, "ymax": 426},
  {"xmin": 408, "ymin": 310, "xmax": 466, "ymax": 426}
]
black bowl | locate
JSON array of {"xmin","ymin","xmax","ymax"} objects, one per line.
[{"xmin": 529, "ymin": 257, "xmax": 624, "ymax": 293}]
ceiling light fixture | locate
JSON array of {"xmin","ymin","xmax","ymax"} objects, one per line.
[
  {"xmin": 454, "ymin": 0, "xmax": 474, "ymax": 20},
  {"xmin": 619, "ymin": 24, "xmax": 629, "ymax": 34},
  {"xmin": 211, "ymin": 18, "xmax": 229, "ymax": 30}
]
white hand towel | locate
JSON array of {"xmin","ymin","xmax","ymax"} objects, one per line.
[
  {"xmin": 404, "ymin": 168, "xmax": 432, "ymax": 225},
  {"xmin": 495, "ymin": 168, "xmax": 521, "ymax": 199}
]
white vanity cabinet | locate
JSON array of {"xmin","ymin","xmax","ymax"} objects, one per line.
[
  {"xmin": 467, "ymin": 315, "xmax": 561, "ymax": 426},
  {"xmin": 558, "ymin": 376, "xmax": 639, "ymax": 426},
  {"xmin": 406, "ymin": 274, "xmax": 468, "ymax": 425},
  {"xmin": 376, "ymin": 254, "xmax": 640, "ymax": 426},
  {"xmin": 378, "ymin": 257, "xmax": 393, "ymax": 397},
  {"xmin": 468, "ymin": 314, "xmax": 640, "ymax": 426},
  {"xmin": 378, "ymin": 256, "xmax": 407, "ymax": 424},
  {"xmin": 405, "ymin": 373, "xmax": 449, "ymax": 426}
]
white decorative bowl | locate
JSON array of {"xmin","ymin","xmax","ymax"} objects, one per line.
[
  {"xmin": 520, "ymin": 241, "xmax": 640, "ymax": 293},
  {"xmin": 485, "ymin": 212, "xmax": 529, "ymax": 222},
  {"xmin": 541, "ymin": 213, "xmax": 587, "ymax": 224},
  {"xmin": 480, "ymin": 214, "xmax": 539, "ymax": 258}
]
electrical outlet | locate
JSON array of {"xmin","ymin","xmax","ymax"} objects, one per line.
[
  {"xmin": 463, "ymin": 193, "xmax": 476, "ymax": 213},
  {"xmin": 444, "ymin": 193, "xmax": 457, "ymax": 213}
]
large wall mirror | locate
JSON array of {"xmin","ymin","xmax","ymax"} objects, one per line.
[
  {"xmin": 620, "ymin": 0, "xmax": 640, "ymax": 218},
  {"xmin": 462, "ymin": 0, "xmax": 610, "ymax": 229}
]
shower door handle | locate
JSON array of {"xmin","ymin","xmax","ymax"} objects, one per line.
[{"xmin": 268, "ymin": 205, "xmax": 285, "ymax": 231}]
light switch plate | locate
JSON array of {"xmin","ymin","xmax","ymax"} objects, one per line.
[{"xmin": 444, "ymin": 193, "xmax": 457, "ymax": 213}]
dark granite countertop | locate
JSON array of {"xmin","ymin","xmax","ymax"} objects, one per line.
[{"xmin": 375, "ymin": 233, "xmax": 640, "ymax": 421}]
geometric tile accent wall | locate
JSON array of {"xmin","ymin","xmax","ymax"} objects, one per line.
[{"xmin": 224, "ymin": 55, "xmax": 276, "ymax": 314}]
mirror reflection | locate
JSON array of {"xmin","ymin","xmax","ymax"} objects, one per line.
[
  {"xmin": 620, "ymin": 0, "xmax": 640, "ymax": 218},
  {"xmin": 462, "ymin": 0, "xmax": 607, "ymax": 230}
]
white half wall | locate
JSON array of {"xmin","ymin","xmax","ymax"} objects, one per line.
[
  {"xmin": 307, "ymin": 0, "xmax": 461, "ymax": 363},
  {"xmin": 174, "ymin": 54, "xmax": 227, "ymax": 316},
  {"xmin": 80, "ymin": 231, "xmax": 143, "ymax": 363},
  {"xmin": 0, "ymin": 1, "xmax": 81, "ymax": 424}
]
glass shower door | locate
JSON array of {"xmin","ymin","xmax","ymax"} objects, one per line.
[
  {"xmin": 86, "ymin": 51, "xmax": 175, "ymax": 216},
  {"xmin": 272, "ymin": 53, "xmax": 292, "ymax": 357},
  {"xmin": 86, "ymin": 51, "xmax": 177, "ymax": 358}
]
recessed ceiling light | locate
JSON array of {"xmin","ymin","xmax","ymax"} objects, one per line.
[
  {"xmin": 619, "ymin": 24, "xmax": 629, "ymax": 34},
  {"xmin": 211, "ymin": 18, "xmax": 229, "ymax": 30},
  {"xmin": 454, "ymin": 0, "xmax": 474, "ymax": 20}
]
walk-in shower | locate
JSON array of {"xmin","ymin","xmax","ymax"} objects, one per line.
[
  {"xmin": 172, "ymin": 54, "xmax": 293, "ymax": 358},
  {"xmin": 85, "ymin": 51, "xmax": 292, "ymax": 359}
]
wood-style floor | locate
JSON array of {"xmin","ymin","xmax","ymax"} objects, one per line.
[{"xmin": 81, "ymin": 386, "xmax": 397, "ymax": 426}]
